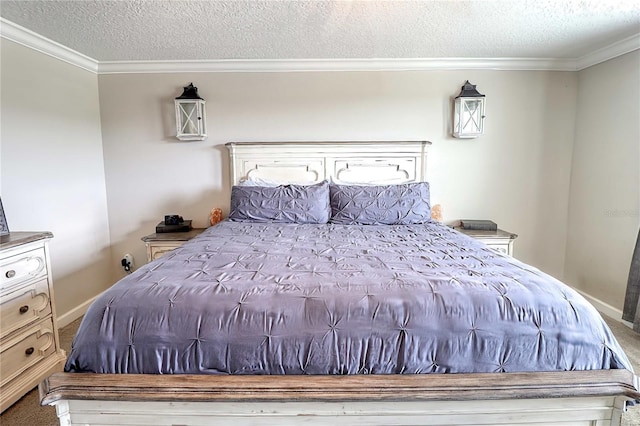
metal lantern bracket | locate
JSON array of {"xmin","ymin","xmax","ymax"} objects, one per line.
[
  {"xmin": 176, "ymin": 83, "xmax": 203, "ymax": 100},
  {"xmin": 455, "ymin": 80, "xmax": 485, "ymax": 99}
]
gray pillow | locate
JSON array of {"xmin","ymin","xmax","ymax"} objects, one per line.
[
  {"xmin": 330, "ymin": 182, "xmax": 431, "ymax": 225},
  {"xmin": 229, "ymin": 181, "xmax": 330, "ymax": 224}
]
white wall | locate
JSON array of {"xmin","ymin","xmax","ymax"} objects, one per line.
[
  {"xmin": 564, "ymin": 50, "xmax": 640, "ymax": 310},
  {"xmin": 0, "ymin": 35, "xmax": 586, "ymax": 316},
  {"xmin": 98, "ymin": 70, "xmax": 577, "ymax": 280},
  {"xmin": 0, "ymin": 39, "xmax": 113, "ymax": 320},
  {"xmin": 3, "ymin": 32, "xmax": 637, "ymax": 319}
]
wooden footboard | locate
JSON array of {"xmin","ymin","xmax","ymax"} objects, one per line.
[{"xmin": 40, "ymin": 370, "xmax": 639, "ymax": 425}]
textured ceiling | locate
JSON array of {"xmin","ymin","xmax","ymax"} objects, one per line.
[{"xmin": 1, "ymin": 0, "xmax": 639, "ymax": 62}]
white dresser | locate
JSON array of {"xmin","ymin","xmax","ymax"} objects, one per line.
[{"xmin": 0, "ymin": 232, "xmax": 66, "ymax": 412}]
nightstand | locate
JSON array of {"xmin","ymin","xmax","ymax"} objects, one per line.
[
  {"xmin": 141, "ymin": 228, "xmax": 206, "ymax": 262},
  {"xmin": 454, "ymin": 227, "xmax": 518, "ymax": 256}
]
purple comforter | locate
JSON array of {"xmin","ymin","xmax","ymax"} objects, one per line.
[{"xmin": 66, "ymin": 221, "xmax": 632, "ymax": 374}]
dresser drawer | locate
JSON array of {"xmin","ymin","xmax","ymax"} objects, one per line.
[
  {"xmin": 0, "ymin": 317, "xmax": 57, "ymax": 387},
  {"xmin": 485, "ymin": 243, "xmax": 510, "ymax": 255},
  {"xmin": 142, "ymin": 229, "xmax": 207, "ymax": 262},
  {"xmin": 0, "ymin": 277, "xmax": 51, "ymax": 337},
  {"xmin": 149, "ymin": 243, "xmax": 182, "ymax": 261},
  {"xmin": 0, "ymin": 247, "xmax": 47, "ymax": 292}
]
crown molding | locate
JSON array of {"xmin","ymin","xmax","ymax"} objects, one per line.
[
  {"xmin": 576, "ymin": 33, "xmax": 640, "ymax": 70},
  {"xmin": 97, "ymin": 57, "xmax": 578, "ymax": 74},
  {"xmin": 1, "ymin": 17, "xmax": 637, "ymax": 74},
  {"xmin": 0, "ymin": 18, "xmax": 98, "ymax": 73}
]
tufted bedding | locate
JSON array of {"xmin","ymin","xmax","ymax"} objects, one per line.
[{"xmin": 65, "ymin": 220, "xmax": 632, "ymax": 375}]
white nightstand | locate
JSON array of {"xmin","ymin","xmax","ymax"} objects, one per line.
[
  {"xmin": 141, "ymin": 228, "xmax": 206, "ymax": 262},
  {"xmin": 454, "ymin": 227, "xmax": 518, "ymax": 256}
]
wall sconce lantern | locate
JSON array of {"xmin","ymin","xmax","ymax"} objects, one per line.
[
  {"xmin": 453, "ymin": 80, "xmax": 485, "ymax": 139},
  {"xmin": 175, "ymin": 83, "xmax": 207, "ymax": 141}
]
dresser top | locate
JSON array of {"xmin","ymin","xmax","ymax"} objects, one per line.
[
  {"xmin": 0, "ymin": 231, "xmax": 53, "ymax": 250},
  {"xmin": 453, "ymin": 227, "xmax": 517, "ymax": 240},
  {"xmin": 141, "ymin": 228, "xmax": 206, "ymax": 243}
]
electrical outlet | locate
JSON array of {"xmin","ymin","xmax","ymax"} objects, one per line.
[{"xmin": 121, "ymin": 254, "xmax": 134, "ymax": 273}]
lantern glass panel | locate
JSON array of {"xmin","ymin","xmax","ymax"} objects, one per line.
[
  {"xmin": 461, "ymin": 99, "xmax": 482, "ymax": 134},
  {"xmin": 179, "ymin": 102, "xmax": 199, "ymax": 135},
  {"xmin": 199, "ymin": 102, "xmax": 207, "ymax": 136},
  {"xmin": 175, "ymin": 100, "xmax": 207, "ymax": 140},
  {"xmin": 453, "ymin": 97, "xmax": 485, "ymax": 138}
]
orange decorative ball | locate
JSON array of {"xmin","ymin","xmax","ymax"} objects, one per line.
[
  {"xmin": 431, "ymin": 204, "xmax": 443, "ymax": 222},
  {"xmin": 210, "ymin": 208, "xmax": 223, "ymax": 226}
]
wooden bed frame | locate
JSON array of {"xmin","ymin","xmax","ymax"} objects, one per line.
[{"xmin": 40, "ymin": 141, "xmax": 639, "ymax": 425}]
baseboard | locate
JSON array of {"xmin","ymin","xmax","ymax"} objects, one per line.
[
  {"xmin": 572, "ymin": 287, "xmax": 633, "ymax": 329},
  {"xmin": 56, "ymin": 294, "xmax": 100, "ymax": 329}
]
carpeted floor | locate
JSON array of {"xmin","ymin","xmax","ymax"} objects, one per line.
[{"xmin": 1, "ymin": 314, "xmax": 639, "ymax": 425}]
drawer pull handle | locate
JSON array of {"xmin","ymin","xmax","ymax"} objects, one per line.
[
  {"xmin": 6, "ymin": 270, "xmax": 16, "ymax": 279},
  {"xmin": 25, "ymin": 347, "xmax": 35, "ymax": 356},
  {"xmin": 19, "ymin": 305, "xmax": 29, "ymax": 314}
]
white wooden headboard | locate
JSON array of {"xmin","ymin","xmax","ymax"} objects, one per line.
[{"xmin": 225, "ymin": 141, "xmax": 431, "ymax": 186}]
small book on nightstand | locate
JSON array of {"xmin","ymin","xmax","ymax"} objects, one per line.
[
  {"xmin": 460, "ymin": 220, "xmax": 498, "ymax": 231},
  {"xmin": 156, "ymin": 220, "xmax": 192, "ymax": 233}
]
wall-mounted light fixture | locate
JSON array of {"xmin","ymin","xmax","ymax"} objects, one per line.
[
  {"xmin": 175, "ymin": 83, "xmax": 207, "ymax": 141},
  {"xmin": 453, "ymin": 80, "xmax": 485, "ymax": 139}
]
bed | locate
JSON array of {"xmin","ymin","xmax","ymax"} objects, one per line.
[{"xmin": 40, "ymin": 141, "xmax": 639, "ymax": 425}]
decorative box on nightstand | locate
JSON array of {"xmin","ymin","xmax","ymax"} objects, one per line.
[
  {"xmin": 141, "ymin": 228, "xmax": 206, "ymax": 262},
  {"xmin": 454, "ymin": 227, "xmax": 518, "ymax": 256}
]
